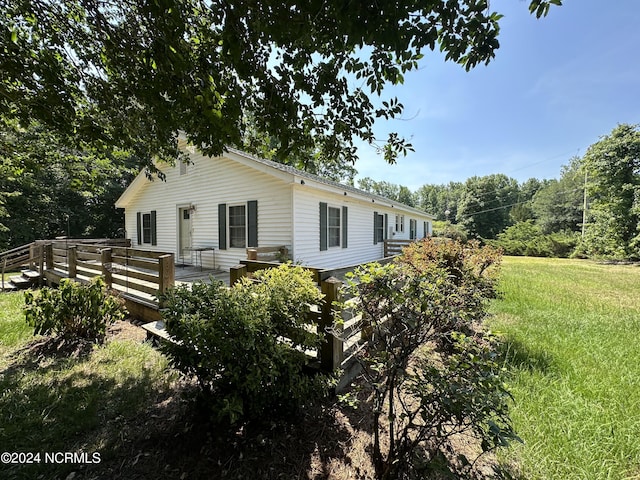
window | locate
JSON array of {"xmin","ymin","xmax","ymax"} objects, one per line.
[
  {"xmin": 142, "ymin": 213, "xmax": 152, "ymax": 244},
  {"xmin": 179, "ymin": 159, "xmax": 188, "ymax": 175},
  {"xmin": 410, "ymin": 219, "xmax": 417, "ymax": 240},
  {"xmin": 328, "ymin": 207, "xmax": 341, "ymax": 248},
  {"xmin": 136, "ymin": 211, "xmax": 156, "ymax": 246},
  {"xmin": 374, "ymin": 213, "xmax": 384, "ymax": 243},
  {"xmin": 218, "ymin": 201, "xmax": 257, "ymax": 250},
  {"xmin": 395, "ymin": 215, "xmax": 404, "ymax": 233},
  {"xmin": 320, "ymin": 203, "xmax": 347, "ymax": 251},
  {"xmin": 228, "ymin": 205, "xmax": 246, "ymax": 248}
]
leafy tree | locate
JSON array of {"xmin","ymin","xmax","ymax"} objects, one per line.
[
  {"xmin": 0, "ymin": 121, "xmax": 137, "ymax": 249},
  {"xmin": 240, "ymin": 112, "xmax": 357, "ymax": 184},
  {"xmin": 432, "ymin": 220, "xmax": 469, "ymax": 243},
  {"xmin": 509, "ymin": 177, "xmax": 547, "ymax": 223},
  {"xmin": 457, "ymin": 174, "xmax": 519, "ymax": 239},
  {"xmin": 416, "ymin": 182, "xmax": 465, "ymax": 220},
  {"xmin": 357, "ymin": 177, "xmax": 417, "ymax": 206},
  {"xmin": 531, "ymin": 157, "xmax": 584, "ymax": 233},
  {"xmin": 581, "ymin": 124, "xmax": 640, "ymax": 259},
  {"xmin": 1, "ymin": 0, "xmax": 562, "ymax": 174}
]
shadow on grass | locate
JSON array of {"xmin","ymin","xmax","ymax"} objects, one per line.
[
  {"xmin": 497, "ymin": 336, "xmax": 554, "ymax": 374},
  {"xmin": 0, "ymin": 337, "xmax": 360, "ymax": 480},
  {"xmin": 0, "ymin": 337, "xmax": 170, "ymax": 480}
]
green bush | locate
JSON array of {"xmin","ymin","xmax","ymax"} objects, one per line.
[
  {"xmin": 432, "ymin": 220, "xmax": 469, "ymax": 243},
  {"xmin": 341, "ymin": 239, "xmax": 515, "ymax": 478},
  {"xmin": 24, "ymin": 277, "xmax": 125, "ymax": 343},
  {"xmin": 491, "ymin": 220, "xmax": 579, "ymax": 257},
  {"xmin": 159, "ymin": 264, "xmax": 327, "ymax": 425}
]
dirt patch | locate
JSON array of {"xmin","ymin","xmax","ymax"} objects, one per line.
[
  {"xmin": 69, "ymin": 377, "xmax": 505, "ymax": 480},
  {"xmin": 107, "ymin": 319, "xmax": 147, "ymax": 343}
]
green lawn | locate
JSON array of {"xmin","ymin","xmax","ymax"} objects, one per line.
[
  {"xmin": 490, "ymin": 257, "xmax": 640, "ymax": 480},
  {"xmin": 0, "ymin": 291, "xmax": 175, "ymax": 479}
]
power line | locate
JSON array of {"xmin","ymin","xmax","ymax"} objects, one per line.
[{"xmin": 458, "ymin": 187, "xmax": 583, "ymax": 218}]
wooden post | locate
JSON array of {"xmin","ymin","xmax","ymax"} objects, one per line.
[
  {"xmin": 29, "ymin": 243, "xmax": 35, "ymax": 270},
  {"xmin": 37, "ymin": 244, "xmax": 44, "ymax": 286},
  {"xmin": 320, "ymin": 277, "xmax": 343, "ymax": 372},
  {"xmin": 44, "ymin": 243, "xmax": 53, "ymax": 271},
  {"xmin": 68, "ymin": 246, "xmax": 77, "ymax": 279},
  {"xmin": 229, "ymin": 264, "xmax": 248, "ymax": 286},
  {"xmin": 158, "ymin": 254, "xmax": 175, "ymax": 308},
  {"xmin": 101, "ymin": 248, "xmax": 112, "ymax": 287}
]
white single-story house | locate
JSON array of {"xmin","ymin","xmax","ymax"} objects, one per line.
[{"xmin": 115, "ymin": 139, "xmax": 435, "ymax": 271}]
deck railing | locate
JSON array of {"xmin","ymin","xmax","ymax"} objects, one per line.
[
  {"xmin": 383, "ymin": 238, "xmax": 415, "ymax": 257},
  {"xmin": 1, "ymin": 239, "xmax": 132, "ymax": 283},
  {"xmin": 43, "ymin": 242, "xmax": 174, "ymax": 305}
]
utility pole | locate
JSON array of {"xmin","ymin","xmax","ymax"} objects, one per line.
[{"xmin": 582, "ymin": 170, "xmax": 588, "ymax": 239}]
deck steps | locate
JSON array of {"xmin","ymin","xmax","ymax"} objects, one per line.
[
  {"xmin": 1, "ymin": 269, "xmax": 41, "ymax": 292},
  {"xmin": 141, "ymin": 320, "xmax": 176, "ymax": 344}
]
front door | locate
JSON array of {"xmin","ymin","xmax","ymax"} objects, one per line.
[{"xmin": 178, "ymin": 207, "xmax": 192, "ymax": 258}]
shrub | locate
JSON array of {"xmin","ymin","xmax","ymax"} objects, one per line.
[
  {"xmin": 491, "ymin": 220, "xmax": 580, "ymax": 258},
  {"xmin": 159, "ymin": 265, "xmax": 327, "ymax": 425},
  {"xmin": 341, "ymin": 239, "xmax": 516, "ymax": 478},
  {"xmin": 432, "ymin": 221, "xmax": 469, "ymax": 243},
  {"xmin": 24, "ymin": 277, "xmax": 125, "ymax": 343}
]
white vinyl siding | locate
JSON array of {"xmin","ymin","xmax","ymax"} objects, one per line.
[
  {"xmin": 120, "ymin": 142, "xmax": 434, "ymax": 271},
  {"xmin": 122, "ymin": 146, "xmax": 292, "ymax": 270}
]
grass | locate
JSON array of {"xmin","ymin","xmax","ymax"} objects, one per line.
[
  {"xmin": 3, "ymin": 256, "xmax": 638, "ymax": 479},
  {"xmin": 0, "ymin": 291, "xmax": 176, "ymax": 479},
  {"xmin": 490, "ymin": 257, "xmax": 640, "ymax": 480}
]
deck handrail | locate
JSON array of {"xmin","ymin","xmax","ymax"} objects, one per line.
[{"xmin": 0, "ymin": 242, "xmax": 36, "ymax": 273}]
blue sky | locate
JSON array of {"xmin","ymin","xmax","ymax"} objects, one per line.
[{"xmin": 353, "ymin": 0, "xmax": 640, "ymax": 189}]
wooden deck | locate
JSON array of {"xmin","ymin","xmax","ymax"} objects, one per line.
[{"xmin": 174, "ymin": 266, "xmax": 229, "ymax": 286}]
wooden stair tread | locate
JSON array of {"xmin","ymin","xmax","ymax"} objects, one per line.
[
  {"xmin": 1, "ymin": 282, "xmax": 18, "ymax": 292},
  {"xmin": 141, "ymin": 320, "xmax": 177, "ymax": 344},
  {"xmin": 9, "ymin": 275, "xmax": 32, "ymax": 286},
  {"xmin": 21, "ymin": 270, "xmax": 41, "ymax": 279}
]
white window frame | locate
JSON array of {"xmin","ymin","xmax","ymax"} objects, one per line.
[
  {"xmin": 228, "ymin": 204, "xmax": 247, "ymax": 249},
  {"xmin": 395, "ymin": 214, "xmax": 404, "ymax": 233},
  {"xmin": 328, "ymin": 206, "xmax": 341, "ymax": 248},
  {"xmin": 375, "ymin": 213, "xmax": 384, "ymax": 243},
  {"xmin": 141, "ymin": 212, "xmax": 152, "ymax": 244}
]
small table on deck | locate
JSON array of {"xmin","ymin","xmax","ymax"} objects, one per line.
[{"xmin": 184, "ymin": 246, "xmax": 216, "ymax": 271}]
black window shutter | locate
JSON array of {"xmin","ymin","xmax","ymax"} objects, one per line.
[
  {"xmin": 136, "ymin": 212, "xmax": 142, "ymax": 245},
  {"xmin": 150, "ymin": 210, "xmax": 157, "ymax": 246},
  {"xmin": 319, "ymin": 202, "xmax": 328, "ymax": 251},
  {"xmin": 342, "ymin": 206, "xmax": 348, "ymax": 249},
  {"xmin": 373, "ymin": 211, "xmax": 378, "ymax": 245},
  {"xmin": 248, "ymin": 200, "xmax": 258, "ymax": 248},
  {"xmin": 218, "ymin": 203, "xmax": 227, "ymax": 250}
]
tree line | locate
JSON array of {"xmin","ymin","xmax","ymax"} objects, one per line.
[{"xmin": 358, "ymin": 124, "xmax": 640, "ymax": 260}]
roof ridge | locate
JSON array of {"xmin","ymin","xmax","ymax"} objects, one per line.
[{"xmin": 224, "ymin": 147, "xmax": 434, "ymax": 217}]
